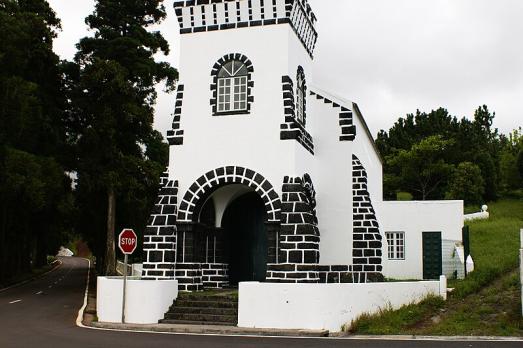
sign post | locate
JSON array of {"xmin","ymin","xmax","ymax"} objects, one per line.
[{"xmin": 118, "ymin": 228, "xmax": 137, "ymax": 324}]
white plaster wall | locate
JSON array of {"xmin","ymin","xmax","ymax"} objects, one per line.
[
  {"xmin": 351, "ymin": 107, "xmax": 383, "ymax": 203},
  {"xmin": 306, "ymin": 95, "xmax": 353, "ymax": 265},
  {"xmin": 305, "ymin": 87, "xmax": 385, "ymax": 265},
  {"xmin": 170, "ymin": 24, "xmax": 315, "ymax": 202},
  {"xmin": 238, "ymin": 280, "xmax": 443, "ymax": 332},
  {"xmin": 97, "ymin": 277, "xmax": 178, "ymax": 324},
  {"xmin": 379, "ymin": 201, "xmax": 464, "ymax": 280}
]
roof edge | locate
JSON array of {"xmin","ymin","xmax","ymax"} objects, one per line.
[{"xmin": 309, "ymin": 85, "xmax": 383, "ymax": 164}]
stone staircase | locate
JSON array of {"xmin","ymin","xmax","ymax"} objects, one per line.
[{"xmin": 160, "ymin": 290, "xmax": 238, "ymax": 326}]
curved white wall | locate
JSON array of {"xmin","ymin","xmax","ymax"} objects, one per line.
[{"xmin": 97, "ymin": 277, "xmax": 178, "ymax": 324}]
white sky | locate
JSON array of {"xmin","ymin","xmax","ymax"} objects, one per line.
[{"xmin": 49, "ymin": 0, "xmax": 523, "ymax": 137}]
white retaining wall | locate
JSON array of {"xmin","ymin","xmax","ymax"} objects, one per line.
[
  {"xmin": 464, "ymin": 211, "xmax": 489, "ymax": 221},
  {"xmin": 97, "ymin": 277, "xmax": 178, "ymax": 324},
  {"xmin": 238, "ymin": 279, "xmax": 446, "ymax": 332}
]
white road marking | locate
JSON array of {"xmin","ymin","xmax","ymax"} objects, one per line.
[
  {"xmin": 36, "ymin": 291, "xmax": 43, "ymax": 295},
  {"xmin": 9, "ymin": 300, "xmax": 21, "ymax": 304}
]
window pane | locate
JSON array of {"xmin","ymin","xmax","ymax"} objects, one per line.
[{"xmin": 386, "ymin": 232, "xmax": 405, "ymax": 260}]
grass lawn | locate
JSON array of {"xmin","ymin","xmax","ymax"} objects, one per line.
[{"xmin": 347, "ymin": 198, "xmax": 523, "ymax": 336}]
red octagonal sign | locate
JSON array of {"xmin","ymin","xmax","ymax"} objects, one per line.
[{"xmin": 118, "ymin": 228, "xmax": 138, "ymax": 255}]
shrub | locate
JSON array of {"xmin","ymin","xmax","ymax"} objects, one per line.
[{"xmin": 446, "ymin": 162, "xmax": 485, "ymax": 205}]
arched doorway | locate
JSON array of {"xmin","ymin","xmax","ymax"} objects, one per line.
[
  {"xmin": 174, "ymin": 166, "xmax": 281, "ymax": 291},
  {"xmin": 222, "ymin": 192, "xmax": 268, "ymax": 285}
]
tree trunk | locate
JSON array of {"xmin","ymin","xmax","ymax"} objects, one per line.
[{"xmin": 104, "ymin": 186, "xmax": 117, "ymax": 276}]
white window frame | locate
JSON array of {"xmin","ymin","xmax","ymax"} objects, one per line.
[
  {"xmin": 217, "ymin": 60, "xmax": 248, "ymax": 114},
  {"xmin": 386, "ymin": 231, "xmax": 405, "ymax": 260}
]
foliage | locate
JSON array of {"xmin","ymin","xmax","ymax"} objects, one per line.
[
  {"xmin": 518, "ymin": 150, "xmax": 523, "ymax": 182},
  {"xmin": 396, "ymin": 191, "xmax": 413, "ymax": 201},
  {"xmin": 347, "ymin": 295, "xmax": 445, "ymax": 334},
  {"xmin": 499, "ymin": 128, "xmax": 523, "ymax": 191},
  {"xmin": 68, "ymin": 0, "xmax": 176, "ymax": 274},
  {"xmin": 0, "ymin": 0, "xmax": 73, "ymax": 283},
  {"xmin": 377, "ymin": 106, "xmax": 511, "ymax": 201},
  {"xmin": 451, "ymin": 199, "xmax": 523, "ymax": 298},
  {"xmin": 385, "ymin": 136, "xmax": 454, "ymax": 200},
  {"xmin": 445, "ymin": 162, "xmax": 485, "ymax": 205}
]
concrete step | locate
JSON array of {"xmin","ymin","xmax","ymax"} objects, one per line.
[
  {"xmin": 161, "ymin": 290, "xmax": 239, "ymax": 326},
  {"xmin": 164, "ymin": 312, "xmax": 237, "ymax": 324},
  {"xmin": 171, "ymin": 300, "xmax": 238, "ymax": 309},
  {"xmin": 158, "ymin": 319, "xmax": 237, "ymax": 327},
  {"xmin": 167, "ymin": 306, "xmax": 237, "ymax": 316},
  {"xmin": 175, "ymin": 294, "xmax": 238, "ymax": 302}
]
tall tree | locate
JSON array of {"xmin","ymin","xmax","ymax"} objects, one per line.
[
  {"xmin": 517, "ymin": 150, "xmax": 523, "ymax": 186},
  {"xmin": 386, "ymin": 136, "xmax": 454, "ymax": 200},
  {"xmin": 0, "ymin": 0, "xmax": 73, "ymax": 283},
  {"xmin": 70, "ymin": 0, "xmax": 177, "ymax": 275}
]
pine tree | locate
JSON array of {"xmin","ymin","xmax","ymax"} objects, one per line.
[
  {"xmin": 69, "ymin": 0, "xmax": 177, "ymax": 275},
  {"xmin": 0, "ymin": 0, "xmax": 73, "ymax": 283}
]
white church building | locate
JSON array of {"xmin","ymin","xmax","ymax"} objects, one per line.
[{"xmin": 140, "ymin": 0, "xmax": 465, "ymax": 292}]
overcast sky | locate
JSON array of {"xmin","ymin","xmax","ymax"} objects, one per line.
[{"xmin": 48, "ymin": 0, "xmax": 522, "ymax": 137}]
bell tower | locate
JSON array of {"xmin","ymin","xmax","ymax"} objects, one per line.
[{"xmin": 143, "ymin": 0, "xmax": 327, "ymax": 290}]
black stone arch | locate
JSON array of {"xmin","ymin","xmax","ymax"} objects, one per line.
[
  {"xmin": 296, "ymin": 65, "xmax": 307, "ymax": 126},
  {"xmin": 210, "ymin": 53, "xmax": 255, "ymax": 116},
  {"xmin": 177, "ymin": 166, "xmax": 281, "ymax": 223}
]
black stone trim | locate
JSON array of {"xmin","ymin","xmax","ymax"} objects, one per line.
[
  {"xmin": 265, "ymin": 175, "xmax": 320, "ymax": 283},
  {"xmin": 351, "ymin": 155, "xmax": 384, "ymax": 283},
  {"xmin": 280, "ymin": 75, "xmax": 314, "ymax": 154},
  {"xmin": 310, "ymin": 90, "xmax": 356, "ymax": 141},
  {"xmin": 142, "ymin": 179, "xmax": 179, "ymax": 280},
  {"xmin": 167, "ymin": 84, "xmax": 185, "ymax": 146},
  {"xmin": 210, "ymin": 53, "xmax": 254, "ymax": 116},
  {"xmin": 173, "ymin": 0, "xmax": 318, "ymax": 58},
  {"xmin": 178, "ymin": 166, "xmax": 281, "ymax": 223}
]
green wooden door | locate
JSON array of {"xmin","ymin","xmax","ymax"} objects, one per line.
[
  {"xmin": 422, "ymin": 231, "xmax": 442, "ymax": 280},
  {"xmin": 223, "ymin": 192, "xmax": 268, "ymax": 285}
]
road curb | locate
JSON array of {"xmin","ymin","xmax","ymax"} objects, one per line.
[
  {"xmin": 340, "ymin": 334, "xmax": 523, "ymax": 342},
  {"xmin": 88, "ymin": 321, "xmax": 329, "ymax": 337}
]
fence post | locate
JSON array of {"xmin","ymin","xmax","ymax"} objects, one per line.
[
  {"xmin": 462, "ymin": 225, "xmax": 470, "ymax": 277},
  {"xmin": 439, "ymin": 275, "xmax": 447, "ymax": 301}
]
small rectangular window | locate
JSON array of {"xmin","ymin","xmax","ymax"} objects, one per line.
[{"xmin": 386, "ymin": 232, "xmax": 405, "ymax": 260}]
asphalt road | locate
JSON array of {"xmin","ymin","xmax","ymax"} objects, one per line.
[{"xmin": 0, "ymin": 257, "xmax": 519, "ymax": 348}]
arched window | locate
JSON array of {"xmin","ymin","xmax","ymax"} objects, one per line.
[
  {"xmin": 218, "ymin": 60, "xmax": 248, "ymax": 112},
  {"xmin": 296, "ymin": 66, "xmax": 307, "ymax": 125},
  {"xmin": 211, "ymin": 54, "xmax": 254, "ymax": 115}
]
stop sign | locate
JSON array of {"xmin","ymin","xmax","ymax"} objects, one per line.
[{"xmin": 118, "ymin": 228, "xmax": 137, "ymax": 255}]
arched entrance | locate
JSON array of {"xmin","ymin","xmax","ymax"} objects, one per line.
[
  {"xmin": 175, "ymin": 166, "xmax": 281, "ymax": 290},
  {"xmin": 222, "ymin": 192, "xmax": 268, "ymax": 285}
]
